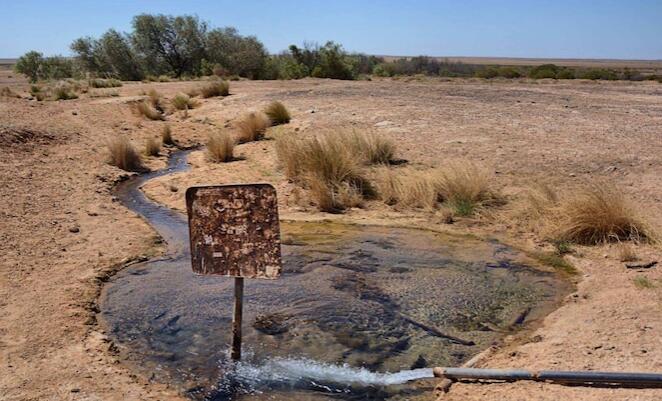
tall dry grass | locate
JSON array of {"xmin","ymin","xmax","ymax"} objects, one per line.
[
  {"xmin": 200, "ymin": 80, "xmax": 230, "ymax": 98},
  {"xmin": 515, "ymin": 183, "xmax": 655, "ymax": 245},
  {"xmin": 373, "ymin": 168, "xmax": 438, "ymax": 209},
  {"xmin": 108, "ymin": 137, "xmax": 142, "ymax": 171},
  {"xmin": 161, "ymin": 125, "xmax": 175, "ymax": 145},
  {"xmin": 133, "ymin": 101, "xmax": 164, "ymax": 120},
  {"xmin": 552, "ymin": 184, "xmax": 653, "ymax": 244},
  {"xmin": 144, "ymin": 137, "xmax": 161, "ymax": 156},
  {"xmin": 275, "ymin": 131, "xmax": 373, "ymax": 212},
  {"xmin": 433, "ymin": 162, "xmax": 497, "ymax": 216},
  {"xmin": 373, "ymin": 162, "xmax": 497, "ymax": 215},
  {"xmin": 236, "ymin": 112, "xmax": 270, "ymax": 143},
  {"xmin": 206, "ymin": 132, "xmax": 235, "ymax": 162},
  {"xmin": 264, "ymin": 101, "xmax": 291, "ymax": 125},
  {"xmin": 171, "ymin": 93, "xmax": 198, "ymax": 110},
  {"xmin": 1, "ymin": 87, "xmax": 20, "ymax": 98}
]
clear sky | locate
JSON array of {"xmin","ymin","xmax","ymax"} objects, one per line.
[{"xmin": 1, "ymin": 0, "xmax": 661, "ymax": 60}]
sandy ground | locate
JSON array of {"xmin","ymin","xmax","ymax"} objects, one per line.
[{"xmin": 1, "ymin": 72, "xmax": 662, "ymax": 400}]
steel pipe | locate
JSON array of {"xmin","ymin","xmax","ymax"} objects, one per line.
[{"xmin": 433, "ymin": 367, "xmax": 662, "ymax": 387}]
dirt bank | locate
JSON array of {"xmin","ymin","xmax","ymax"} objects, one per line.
[{"xmin": 1, "ymin": 72, "xmax": 661, "ymax": 400}]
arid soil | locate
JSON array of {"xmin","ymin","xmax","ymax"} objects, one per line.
[{"xmin": 1, "ymin": 70, "xmax": 662, "ymax": 400}]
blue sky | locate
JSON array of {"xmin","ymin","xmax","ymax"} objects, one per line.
[{"xmin": 1, "ymin": 0, "xmax": 661, "ymax": 59}]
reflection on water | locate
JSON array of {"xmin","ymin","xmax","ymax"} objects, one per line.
[{"xmin": 100, "ymin": 150, "xmax": 570, "ymax": 400}]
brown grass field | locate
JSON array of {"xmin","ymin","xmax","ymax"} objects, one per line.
[{"xmin": 1, "ymin": 68, "xmax": 662, "ymax": 400}]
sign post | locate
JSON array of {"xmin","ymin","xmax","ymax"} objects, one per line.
[{"xmin": 186, "ymin": 184, "xmax": 282, "ymax": 361}]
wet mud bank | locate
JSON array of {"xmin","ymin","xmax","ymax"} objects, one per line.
[{"xmin": 100, "ymin": 150, "xmax": 572, "ymax": 400}]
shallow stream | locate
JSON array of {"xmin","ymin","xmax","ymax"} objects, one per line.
[{"xmin": 100, "ymin": 150, "xmax": 570, "ymax": 400}]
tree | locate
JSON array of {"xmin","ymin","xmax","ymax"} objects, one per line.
[
  {"xmin": 311, "ymin": 42, "xmax": 355, "ymax": 80},
  {"xmin": 205, "ymin": 28, "xmax": 268, "ymax": 78},
  {"xmin": 71, "ymin": 30, "xmax": 142, "ymax": 80},
  {"xmin": 131, "ymin": 14, "xmax": 207, "ymax": 77},
  {"xmin": 14, "ymin": 51, "xmax": 44, "ymax": 82}
]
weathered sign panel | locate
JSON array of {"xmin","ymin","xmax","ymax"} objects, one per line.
[{"xmin": 186, "ymin": 184, "xmax": 282, "ymax": 279}]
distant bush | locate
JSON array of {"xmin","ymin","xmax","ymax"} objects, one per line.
[
  {"xmin": 89, "ymin": 78, "xmax": 122, "ymax": 88},
  {"xmin": 556, "ymin": 69, "xmax": 575, "ymax": 79},
  {"xmin": 475, "ymin": 67, "xmax": 499, "ymax": 79},
  {"xmin": 529, "ymin": 64, "xmax": 560, "ymax": 79},
  {"xmin": 14, "ymin": 51, "xmax": 76, "ymax": 82},
  {"xmin": 579, "ymin": 68, "xmax": 618, "ymax": 80}
]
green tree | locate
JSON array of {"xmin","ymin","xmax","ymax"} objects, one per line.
[
  {"xmin": 14, "ymin": 51, "xmax": 44, "ymax": 82},
  {"xmin": 205, "ymin": 27, "xmax": 268, "ymax": 78},
  {"xmin": 131, "ymin": 14, "xmax": 207, "ymax": 77},
  {"xmin": 311, "ymin": 41, "xmax": 355, "ymax": 80}
]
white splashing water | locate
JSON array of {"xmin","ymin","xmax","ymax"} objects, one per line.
[{"xmin": 225, "ymin": 357, "xmax": 433, "ymax": 392}]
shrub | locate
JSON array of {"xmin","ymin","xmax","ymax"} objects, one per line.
[
  {"xmin": 171, "ymin": 92, "xmax": 198, "ymax": 110},
  {"xmin": 144, "ymin": 137, "xmax": 161, "ymax": 156},
  {"xmin": 199, "ymin": 80, "xmax": 229, "ymax": 98},
  {"xmin": 556, "ymin": 69, "xmax": 575, "ymax": 79},
  {"xmin": 107, "ymin": 136, "xmax": 142, "ymax": 171},
  {"xmin": 89, "ymin": 78, "xmax": 122, "ymax": 88},
  {"xmin": 133, "ymin": 100, "xmax": 164, "ymax": 120},
  {"xmin": 497, "ymin": 67, "xmax": 521, "ymax": 78},
  {"xmin": 14, "ymin": 51, "xmax": 44, "ymax": 82},
  {"xmin": 161, "ymin": 124, "xmax": 175, "ymax": 145},
  {"xmin": 236, "ymin": 112, "xmax": 270, "ymax": 143},
  {"xmin": 264, "ymin": 101, "xmax": 291, "ymax": 125},
  {"xmin": 553, "ymin": 184, "xmax": 653, "ymax": 245},
  {"xmin": 579, "ymin": 68, "xmax": 618, "ymax": 80},
  {"xmin": 475, "ymin": 67, "xmax": 499, "ymax": 79},
  {"xmin": 529, "ymin": 64, "xmax": 560, "ymax": 79},
  {"xmin": 206, "ymin": 132, "xmax": 235, "ymax": 162},
  {"xmin": 53, "ymin": 83, "xmax": 78, "ymax": 100}
]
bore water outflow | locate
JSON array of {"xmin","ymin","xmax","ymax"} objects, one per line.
[{"xmin": 216, "ymin": 357, "xmax": 434, "ymax": 396}]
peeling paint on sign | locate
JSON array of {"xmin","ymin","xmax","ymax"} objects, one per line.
[{"xmin": 186, "ymin": 184, "xmax": 282, "ymax": 279}]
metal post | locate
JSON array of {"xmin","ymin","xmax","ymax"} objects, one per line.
[{"xmin": 231, "ymin": 277, "xmax": 244, "ymax": 361}]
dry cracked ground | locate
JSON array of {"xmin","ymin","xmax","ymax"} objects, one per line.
[{"xmin": 1, "ymin": 70, "xmax": 662, "ymax": 401}]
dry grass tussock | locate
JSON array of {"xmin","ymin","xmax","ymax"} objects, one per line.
[
  {"xmin": 200, "ymin": 80, "xmax": 230, "ymax": 98},
  {"xmin": 133, "ymin": 100, "xmax": 164, "ymax": 120},
  {"xmin": 161, "ymin": 125, "xmax": 175, "ymax": 146},
  {"xmin": 275, "ymin": 132, "xmax": 374, "ymax": 212},
  {"xmin": 373, "ymin": 162, "xmax": 497, "ymax": 215},
  {"xmin": 236, "ymin": 112, "xmax": 270, "ymax": 143},
  {"xmin": 144, "ymin": 137, "xmax": 161, "ymax": 156},
  {"xmin": 1, "ymin": 87, "xmax": 20, "ymax": 98},
  {"xmin": 206, "ymin": 132, "xmax": 235, "ymax": 162},
  {"xmin": 520, "ymin": 183, "xmax": 654, "ymax": 245},
  {"xmin": 264, "ymin": 101, "xmax": 291, "ymax": 125},
  {"xmin": 53, "ymin": 83, "xmax": 78, "ymax": 100},
  {"xmin": 108, "ymin": 136, "xmax": 142, "ymax": 171},
  {"xmin": 171, "ymin": 92, "xmax": 199, "ymax": 110}
]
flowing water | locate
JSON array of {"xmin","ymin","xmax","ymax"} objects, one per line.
[{"xmin": 100, "ymin": 149, "xmax": 571, "ymax": 400}]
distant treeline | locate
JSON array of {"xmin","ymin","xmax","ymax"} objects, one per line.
[{"xmin": 13, "ymin": 14, "xmax": 662, "ymax": 83}]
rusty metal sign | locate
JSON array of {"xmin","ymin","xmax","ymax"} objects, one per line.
[{"xmin": 185, "ymin": 184, "xmax": 282, "ymax": 279}]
